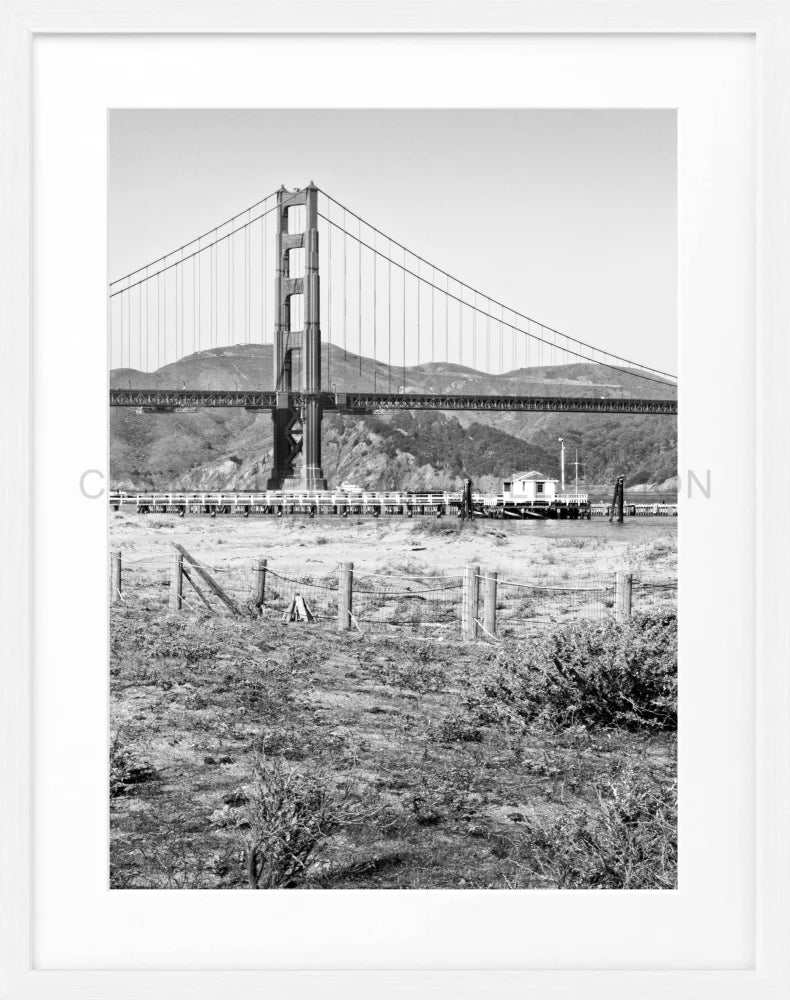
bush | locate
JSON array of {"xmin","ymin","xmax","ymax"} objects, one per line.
[
  {"xmin": 468, "ymin": 613, "xmax": 677, "ymax": 732},
  {"xmin": 430, "ymin": 713, "xmax": 484, "ymax": 744},
  {"xmin": 414, "ymin": 518, "xmax": 463, "ymax": 537},
  {"xmin": 514, "ymin": 768, "xmax": 677, "ymax": 888},
  {"xmin": 110, "ymin": 731, "xmax": 157, "ymax": 797},
  {"xmin": 244, "ymin": 759, "xmax": 347, "ymax": 888}
]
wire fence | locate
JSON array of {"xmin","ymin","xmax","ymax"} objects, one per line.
[
  {"xmin": 353, "ymin": 571, "xmax": 464, "ymax": 631},
  {"xmin": 110, "ymin": 552, "xmax": 677, "ymax": 639},
  {"xmin": 631, "ymin": 577, "xmax": 679, "ymax": 616},
  {"xmin": 492, "ymin": 574, "xmax": 615, "ymax": 639},
  {"xmin": 260, "ymin": 568, "xmax": 338, "ymax": 621}
]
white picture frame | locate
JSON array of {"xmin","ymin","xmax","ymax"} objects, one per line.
[{"xmin": 2, "ymin": 3, "xmax": 789, "ymax": 997}]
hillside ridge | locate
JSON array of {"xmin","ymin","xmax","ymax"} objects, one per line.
[{"xmin": 110, "ymin": 345, "xmax": 677, "ymax": 491}]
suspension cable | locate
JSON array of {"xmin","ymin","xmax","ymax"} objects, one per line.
[
  {"xmin": 318, "ymin": 212, "xmax": 674, "ymax": 389},
  {"xmin": 109, "ymin": 200, "xmax": 280, "ymax": 299},
  {"xmin": 109, "ymin": 189, "xmax": 280, "ymax": 288},
  {"xmin": 317, "ymin": 193, "xmax": 676, "ymax": 382}
]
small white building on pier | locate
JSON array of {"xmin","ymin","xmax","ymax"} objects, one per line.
[{"xmin": 501, "ymin": 471, "xmax": 559, "ymax": 503}]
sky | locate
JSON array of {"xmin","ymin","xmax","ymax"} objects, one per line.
[{"xmin": 109, "ymin": 109, "xmax": 677, "ymax": 375}]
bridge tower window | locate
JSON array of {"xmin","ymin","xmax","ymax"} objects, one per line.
[{"xmin": 287, "ymin": 205, "xmax": 306, "ymax": 235}]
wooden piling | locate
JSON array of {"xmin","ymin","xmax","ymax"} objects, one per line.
[
  {"xmin": 253, "ymin": 558, "xmax": 267, "ymax": 613},
  {"xmin": 482, "ymin": 570, "xmax": 498, "ymax": 637},
  {"xmin": 110, "ymin": 551, "xmax": 122, "ymax": 604},
  {"xmin": 169, "ymin": 550, "xmax": 183, "ymax": 613},
  {"xmin": 338, "ymin": 562, "xmax": 354, "ymax": 632},
  {"xmin": 609, "ymin": 476, "xmax": 625, "ymax": 524},
  {"xmin": 462, "ymin": 563, "xmax": 481, "ymax": 639},
  {"xmin": 615, "ymin": 571, "xmax": 632, "ymax": 621}
]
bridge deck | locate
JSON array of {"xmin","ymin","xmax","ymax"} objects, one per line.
[{"xmin": 109, "ymin": 389, "xmax": 677, "ymax": 415}]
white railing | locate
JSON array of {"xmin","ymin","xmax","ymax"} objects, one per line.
[{"xmin": 110, "ymin": 489, "xmax": 599, "ymax": 508}]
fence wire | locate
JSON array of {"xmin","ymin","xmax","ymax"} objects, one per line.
[
  {"xmin": 110, "ymin": 554, "xmax": 676, "ymax": 636},
  {"xmin": 352, "ymin": 572, "xmax": 463, "ymax": 632},
  {"xmin": 261, "ymin": 567, "xmax": 338, "ymax": 621},
  {"xmin": 492, "ymin": 574, "xmax": 615, "ymax": 639},
  {"xmin": 632, "ymin": 577, "xmax": 678, "ymax": 616}
]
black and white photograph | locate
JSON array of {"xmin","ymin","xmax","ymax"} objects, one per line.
[{"xmin": 107, "ymin": 109, "xmax": 678, "ymax": 891}]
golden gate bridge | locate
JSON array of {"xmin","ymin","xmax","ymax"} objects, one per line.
[{"xmin": 109, "ymin": 184, "xmax": 677, "ymax": 491}]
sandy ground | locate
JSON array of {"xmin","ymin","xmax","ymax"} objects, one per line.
[{"xmin": 110, "ymin": 510, "xmax": 677, "ymax": 586}]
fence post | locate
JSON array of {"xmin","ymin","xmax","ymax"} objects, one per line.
[
  {"xmin": 615, "ymin": 571, "xmax": 632, "ymax": 620},
  {"xmin": 338, "ymin": 562, "xmax": 354, "ymax": 632},
  {"xmin": 253, "ymin": 558, "xmax": 267, "ymax": 614},
  {"xmin": 110, "ymin": 551, "xmax": 122, "ymax": 604},
  {"xmin": 169, "ymin": 550, "xmax": 183, "ymax": 613},
  {"xmin": 462, "ymin": 563, "xmax": 480, "ymax": 639},
  {"xmin": 482, "ymin": 570, "xmax": 497, "ymax": 637}
]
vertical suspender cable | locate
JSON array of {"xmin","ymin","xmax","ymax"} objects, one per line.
[
  {"xmin": 431, "ymin": 268, "xmax": 435, "ymax": 364},
  {"xmin": 472, "ymin": 292, "xmax": 477, "ymax": 372},
  {"xmin": 387, "ymin": 241, "xmax": 391, "ymax": 392},
  {"xmin": 458, "ymin": 284, "xmax": 462, "ymax": 370},
  {"xmin": 358, "ymin": 218, "xmax": 362, "ymax": 380},
  {"xmin": 175, "ymin": 265, "xmax": 179, "ymax": 362},
  {"xmin": 138, "ymin": 284, "xmax": 142, "ymax": 372},
  {"xmin": 164, "ymin": 265, "xmax": 167, "ymax": 366},
  {"xmin": 512, "ymin": 309, "xmax": 516, "ymax": 372},
  {"xmin": 445, "ymin": 274, "xmax": 449, "ymax": 365},
  {"xmin": 261, "ymin": 215, "xmax": 269, "ymax": 343},
  {"xmin": 343, "ymin": 210, "xmax": 347, "ymax": 364},
  {"xmin": 402, "ymin": 250, "xmax": 406, "ymax": 391},
  {"xmin": 180, "ymin": 252, "xmax": 184, "ymax": 360},
  {"xmin": 486, "ymin": 298, "xmax": 490, "ymax": 374},
  {"xmin": 119, "ymin": 291, "xmax": 123, "ymax": 370},
  {"xmin": 373, "ymin": 231, "xmax": 377, "ymax": 390},
  {"xmin": 246, "ymin": 212, "xmax": 251, "ymax": 344},
  {"xmin": 416, "ymin": 265, "xmax": 420, "ymax": 370},
  {"xmin": 197, "ymin": 244, "xmax": 201, "ymax": 353},
  {"xmin": 500, "ymin": 304, "xmax": 504, "ymax": 374},
  {"xmin": 156, "ymin": 273, "xmax": 160, "ymax": 370},
  {"xmin": 327, "ymin": 205, "xmax": 332, "ymax": 391}
]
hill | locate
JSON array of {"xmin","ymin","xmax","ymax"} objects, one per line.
[{"xmin": 110, "ymin": 344, "xmax": 676, "ymax": 491}]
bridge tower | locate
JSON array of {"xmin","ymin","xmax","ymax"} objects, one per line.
[{"xmin": 266, "ymin": 184, "xmax": 327, "ymax": 490}]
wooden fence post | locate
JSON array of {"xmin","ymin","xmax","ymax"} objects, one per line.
[
  {"xmin": 110, "ymin": 551, "xmax": 122, "ymax": 604},
  {"xmin": 172, "ymin": 543, "xmax": 241, "ymax": 616},
  {"xmin": 253, "ymin": 558, "xmax": 267, "ymax": 614},
  {"xmin": 615, "ymin": 571, "xmax": 632, "ymax": 621},
  {"xmin": 338, "ymin": 562, "xmax": 354, "ymax": 632},
  {"xmin": 169, "ymin": 551, "xmax": 183, "ymax": 613},
  {"xmin": 482, "ymin": 570, "xmax": 497, "ymax": 638},
  {"xmin": 462, "ymin": 563, "xmax": 480, "ymax": 639}
]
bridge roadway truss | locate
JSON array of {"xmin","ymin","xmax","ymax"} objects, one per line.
[{"xmin": 108, "ymin": 388, "xmax": 677, "ymax": 416}]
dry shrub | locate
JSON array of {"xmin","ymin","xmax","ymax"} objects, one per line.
[
  {"xmin": 414, "ymin": 518, "xmax": 463, "ymax": 537},
  {"xmin": 468, "ymin": 613, "xmax": 677, "ymax": 732},
  {"xmin": 245, "ymin": 759, "xmax": 349, "ymax": 889},
  {"xmin": 514, "ymin": 767, "xmax": 677, "ymax": 889},
  {"xmin": 110, "ymin": 730, "xmax": 157, "ymax": 797}
]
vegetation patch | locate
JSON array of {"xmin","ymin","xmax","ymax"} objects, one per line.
[
  {"xmin": 109, "ymin": 537, "xmax": 677, "ymax": 890},
  {"xmin": 467, "ymin": 614, "xmax": 677, "ymax": 732},
  {"xmin": 513, "ymin": 767, "xmax": 677, "ymax": 889}
]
